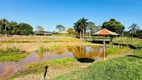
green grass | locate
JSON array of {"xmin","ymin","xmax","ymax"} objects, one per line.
[
  {"xmin": 113, "ymin": 37, "xmax": 142, "ymax": 47},
  {"xmin": 107, "ymin": 47, "xmax": 131, "ymax": 55},
  {"xmin": 0, "ymin": 53, "xmax": 29, "ymax": 62},
  {"xmin": 47, "ymin": 57, "xmax": 77, "ymax": 65},
  {"xmin": 36, "ymin": 43, "xmax": 66, "ymax": 53},
  {"xmin": 8, "ymin": 58, "xmax": 77, "ymax": 79},
  {"xmin": 0, "ymin": 47, "xmax": 29, "ymax": 62},
  {"xmin": 134, "ymin": 49, "xmax": 142, "ymax": 57},
  {"xmin": 0, "ymin": 46, "xmax": 20, "ymax": 54},
  {"xmin": 36, "ymin": 46, "xmax": 50, "ymax": 53},
  {"xmin": 54, "ymin": 50, "xmax": 142, "ymax": 80}
]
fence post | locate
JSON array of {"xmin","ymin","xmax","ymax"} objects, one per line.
[{"xmin": 42, "ymin": 65, "xmax": 48, "ymax": 80}]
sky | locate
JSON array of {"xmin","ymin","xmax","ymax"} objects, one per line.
[{"xmin": 0, "ymin": 0, "xmax": 142, "ymax": 31}]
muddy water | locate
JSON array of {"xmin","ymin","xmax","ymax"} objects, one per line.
[{"xmin": 0, "ymin": 45, "xmax": 106, "ymax": 79}]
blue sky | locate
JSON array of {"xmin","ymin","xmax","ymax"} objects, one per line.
[{"xmin": 0, "ymin": 0, "xmax": 142, "ymax": 31}]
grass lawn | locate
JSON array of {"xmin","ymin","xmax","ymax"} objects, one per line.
[
  {"xmin": 54, "ymin": 50, "xmax": 142, "ymax": 80},
  {"xmin": 113, "ymin": 37, "xmax": 142, "ymax": 47},
  {"xmin": 0, "ymin": 53, "xmax": 29, "ymax": 62},
  {"xmin": 106, "ymin": 47, "xmax": 131, "ymax": 55}
]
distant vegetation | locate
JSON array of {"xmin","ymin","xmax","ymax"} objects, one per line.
[{"xmin": 0, "ymin": 18, "xmax": 33, "ymax": 36}]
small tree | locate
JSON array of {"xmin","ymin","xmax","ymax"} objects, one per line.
[
  {"xmin": 129, "ymin": 23, "xmax": 140, "ymax": 38},
  {"xmin": 67, "ymin": 28, "xmax": 74, "ymax": 35},
  {"xmin": 56, "ymin": 25, "xmax": 65, "ymax": 33},
  {"xmin": 0, "ymin": 18, "xmax": 9, "ymax": 36},
  {"xmin": 36, "ymin": 26, "xmax": 44, "ymax": 32}
]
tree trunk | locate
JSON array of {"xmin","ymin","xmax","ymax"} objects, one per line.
[
  {"xmin": 4, "ymin": 25, "xmax": 7, "ymax": 37},
  {"xmin": 89, "ymin": 30, "xmax": 91, "ymax": 38},
  {"xmin": 83, "ymin": 29, "xmax": 84, "ymax": 39}
]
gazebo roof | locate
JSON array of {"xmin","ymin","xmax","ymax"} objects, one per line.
[{"xmin": 92, "ymin": 29, "xmax": 118, "ymax": 36}]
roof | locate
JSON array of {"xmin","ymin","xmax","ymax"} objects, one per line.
[
  {"xmin": 92, "ymin": 29, "xmax": 118, "ymax": 36},
  {"xmin": 35, "ymin": 32, "xmax": 52, "ymax": 35},
  {"xmin": 43, "ymin": 33, "xmax": 52, "ymax": 35}
]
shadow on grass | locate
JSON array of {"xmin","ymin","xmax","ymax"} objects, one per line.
[
  {"xmin": 127, "ymin": 55, "xmax": 142, "ymax": 59},
  {"xmin": 77, "ymin": 58, "xmax": 95, "ymax": 63}
]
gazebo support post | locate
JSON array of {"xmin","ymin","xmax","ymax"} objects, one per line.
[
  {"xmin": 103, "ymin": 36, "xmax": 105, "ymax": 59},
  {"xmin": 80, "ymin": 31, "xmax": 81, "ymax": 39}
]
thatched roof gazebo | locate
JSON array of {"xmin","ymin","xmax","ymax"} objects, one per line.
[
  {"xmin": 92, "ymin": 29, "xmax": 119, "ymax": 59},
  {"xmin": 93, "ymin": 29, "xmax": 118, "ymax": 36}
]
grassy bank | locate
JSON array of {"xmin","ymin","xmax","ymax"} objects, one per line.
[
  {"xmin": 8, "ymin": 58, "xmax": 77, "ymax": 79},
  {"xmin": 0, "ymin": 47, "xmax": 29, "ymax": 62},
  {"xmin": 113, "ymin": 37, "xmax": 142, "ymax": 47},
  {"xmin": 36, "ymin": 43, "xmax": 66, "ymax": 53},
  {"xmin": 106, "ymin": 47, "xmax": 131, "ymax": 55},
  {"xmin": 54, "ymin": 50, "xmax": 142, "ymax": 80}
]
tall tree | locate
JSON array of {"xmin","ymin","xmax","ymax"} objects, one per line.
[
  {"xmin": 0, "ymin": 18, "xmax": 9, "ymax": 36},
  {"xmin": 73, "ymin": 18, "xmax": 88, "ymax": 39},
  {"xmin": 88, "ymin": 22, "xmax": 95, "ymax": 31},
  {"xmin": 102, "ymin": 18, "xmax": 125, "ymax": 35},
  {"xmin": 129, "ymin": 23, "xmax": 140, "ymax": 38},
  {"xmin": 36, "ymin": 26, "xmax": 44, "ymax": 32},
  {"xmin": 56, "ymin": 24, "xmax": 65, "ymax": 33},
  {"xmin": 87, "ymin": 22, "xmax": 100, "ymax": 37},
  {"xmin": 9, "ymin": 21, "xmax": 18, "ymax": 35}
]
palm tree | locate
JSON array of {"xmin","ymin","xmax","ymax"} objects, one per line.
[
  {"xmin": 129, "ymin": 23, "xmax": 140, "ymax": 38},
  {"xmin": 0, "ymin": 18, "xmax": 9, "ymax": 36},
  {"xmin": 87, "ymin": 22, "xmax": 100, "ymax": 37},
  {"xmin": 74, "ymin": 18, "xmax": 88, "ymax": 39},
  {"xmin": 88, "ymin": 22, "xmax": 95, "ymax": 38},
  {"xmin": 9, "ymin": 21, "xmax": 18, "ymax": 35}
]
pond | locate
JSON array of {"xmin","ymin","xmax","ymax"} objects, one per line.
[{"xmin": 0, "ymin": 45, "xmax": 106, "ymax": 79}]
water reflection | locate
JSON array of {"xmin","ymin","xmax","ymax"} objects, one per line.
[{"xmin": 67, "ymin": 45, "xmax": 105, "ymax": 60}]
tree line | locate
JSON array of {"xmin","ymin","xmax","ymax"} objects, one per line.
[
  {"xmin": 56, "ymin": 18, "xmax": 141, "ymax": 38},
  {"xmin": 0, "ymin": 18, "xmax": 33, "ymax": 36},
  {"xmin": 1, "ymin": 18, "xmax": 141, "ymax": 38}
]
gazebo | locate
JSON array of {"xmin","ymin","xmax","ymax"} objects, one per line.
[{"xmin": 92, "ymin": 29, "xmax": 118, "ymax": 59}]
